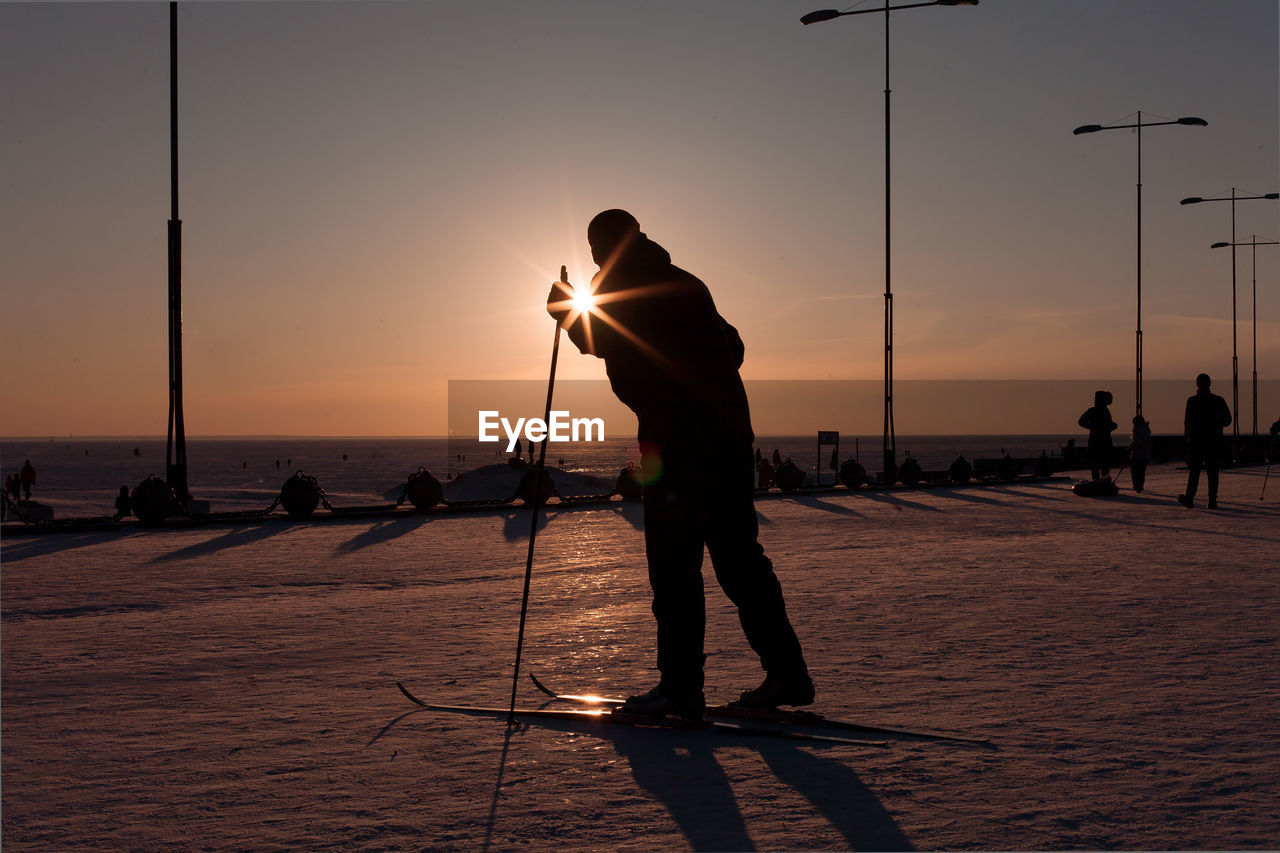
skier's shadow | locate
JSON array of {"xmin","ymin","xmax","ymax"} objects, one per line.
[{"xmin": 610, "ymin": 728, "xmax": 914, "ymax": 852}]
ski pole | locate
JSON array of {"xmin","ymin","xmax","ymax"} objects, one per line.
[
  {"xmin": 508, "ymin": 265, "xmax": 569, "ymax": 725},
  {"xmin": 1262, "ymin": 462, "xmax": 1272, "ymax": 501}
]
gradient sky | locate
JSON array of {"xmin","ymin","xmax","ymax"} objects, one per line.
[{"xmin": 2, "ymin": 0, "xmax": 1277, "ymax": 436}]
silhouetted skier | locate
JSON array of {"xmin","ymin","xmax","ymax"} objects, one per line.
[
  {"xmin": 1129, "ymin": 415, "xmax": 1152, "ymax": 493},
  {"xmin": 1178, "ymin": 373, "xmax": 1231, "ymax": 508},
  {"xmin": 547, "ymin": 209, "xmax": 812, "ymax": 718},
  {"xmin": 1077, "ymin": 391, "xmax": 1117, "ymax": 480}
]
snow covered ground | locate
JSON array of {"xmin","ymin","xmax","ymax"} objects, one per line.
[{"xmin": 3, "ymin": 461, "xmax": 1278, "ymax": 850}]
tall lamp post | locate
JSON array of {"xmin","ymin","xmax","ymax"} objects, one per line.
[
  {"xmin": 801, "ymin": 0, "xmax": 978, "ymax": 482},
  {"xmin": 165, "ymin": 1, "xmax": 190, "ymax": 504},
  {"xmin": 1072, "ymin": 113, "xmax": 1207, "ymax": 420},
  {"xmin": 1181, "ymin": 190, "xmax": 1279, "ymax": 459},
  {"xmin": 1210, "ymin": 236, "xmax": 1278, "ymax": 437}
]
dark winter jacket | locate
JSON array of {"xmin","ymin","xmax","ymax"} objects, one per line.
[
  {"xmin": 554, "ymin": 234, "xmax": 753, "ymax": 449},
  {"xmin": 1184, "ymin": 389, "xmax": 1231, "ymax": 447}
]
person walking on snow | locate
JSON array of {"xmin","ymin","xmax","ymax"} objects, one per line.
[
  {"xmin": 547, "ymin": 209, "xmax": 812, "ymax": 719},
  {"xmin": 1178, "ymin": 373, "xmax": 1231, "ymax": 508}
]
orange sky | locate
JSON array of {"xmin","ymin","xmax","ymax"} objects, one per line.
[{"xmin": 2, "ymin": 1, "xmax": 1277, "ymax": 437}]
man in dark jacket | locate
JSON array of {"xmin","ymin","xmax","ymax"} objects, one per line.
[
  {"xmin": 1178, "ymin": 373, "xmax": 1232, "ymax": 508},
  {"xmin": 547, "ymin": 209, "xmax": 811, "ymax": 718}
]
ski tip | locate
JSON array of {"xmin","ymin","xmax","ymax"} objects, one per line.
[{"xmin": 528, "ymin": 672, "xmax": 555, "ymax": 697}]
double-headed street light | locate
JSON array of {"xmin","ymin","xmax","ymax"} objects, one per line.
[
  {"xmin": 1181, "ymin": 190, "xmax": 1279, "ymax": 458},
  {"xmin": 802, "ymin": 0, "xmax": 978, "ymax": 482},
  {"xmin": 1210, "ymin": 236, "xmax": 1279, "ymax": 437},
  {"xmin": 1072, "ymin": 113, "xmax": 1207, "ymax": 420}
]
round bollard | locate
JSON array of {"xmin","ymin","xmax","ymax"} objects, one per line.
[
  {"xmin": 280, "ymin": 472, "xmax": 322, "ymax": 519},
  {"xmin": 900, "ymin": 457, "xmax": 923, "ymax": 486},
  {"xmin": 405, "ymin": 468, "xmax": 444, "ymax": 509},
  {"xmin": 838, "ymin": 459, "xmax": 866, "ymax": 489},
  {"xmin": 948, "ymin": 455, "xmax": 973, "ymax": 483},
  {"xmin": 616, "ymin": 465, "xmax": 643, "ymax": 501},
  {"xmin": 518, "ymin": 467, "xmax": 555, "ymax": 506},
  {"xmin": 131, "ymin": 475, "xmax": 175, "ymax": 526},
  {"xmin": 774, "ymin": 460, "xmax": 805, "ymax": 493}
]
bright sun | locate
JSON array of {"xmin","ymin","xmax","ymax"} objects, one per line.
[{"xmin": 570, "ymin": 286, "xmax": 596, "ymax": 315}]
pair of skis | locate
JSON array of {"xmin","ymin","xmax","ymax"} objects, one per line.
[{"xmin": 396, "ymin": 676, "xmax": 994, "ymax": 749}]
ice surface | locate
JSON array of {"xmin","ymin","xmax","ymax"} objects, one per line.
[{"xmin": 3, "ymin": 462, "xmax": 1278, "ymax": 849}]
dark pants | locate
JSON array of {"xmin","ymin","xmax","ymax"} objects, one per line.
[
  {"xmin": 1185, "ymin": 445, "xmax": 1220, "ymax": 501},
  {"xmin": 1088, "ymin": 436, "xmax": 1112, "ymax": 480},
  {"xmin": 642, "ymin": 441, "xmax": 807, "ymax": 695},
  {"xmin": 1131, "ymin": 459, "xmax": 1149, "ymax": 492}
]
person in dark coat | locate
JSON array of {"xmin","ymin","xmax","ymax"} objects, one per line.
[
  {"xmin": 1129, "ymin": 415, "xmax": 1153, "ymax": 493},
  {"xmin": 1178, "ymin": 373, "xmax": 1232, "ymax": 508},
  {"xmin": 547, "ymin": 209, "xmax": 812, "ymax": 718},
  {"xmin": 19, "ymin": 459, "xmax": 36, "ymax": 500},
  {"xmin": 1077, "ymin": 391, "xmax": 1117, "ymax": 480}
]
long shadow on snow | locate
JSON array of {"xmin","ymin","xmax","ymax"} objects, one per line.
[
  {"xmin": 372, "ymin": 704, "xmax": 912, "ymax": 851},
  {"xmin": 334, "ymin": 514, "xmax": 432, "ymax": 553},
  {"xmin": 0, "ymin": 531, "xmax": 144, "ymax": 562},
  {"xmin": 971, "ymin": 483, "xmax": 1280, "ymax": 545},
  {"xmin": 613, "ymin": 722, "xmax": 913, "ymax": 852},
  {"xmin": 149, "ymin": 523, "xmax": 292, "ymax": 563}
]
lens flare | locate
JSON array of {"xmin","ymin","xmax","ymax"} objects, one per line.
[{"xmin": 570, "ymin": 286, "xmax": 596, "ymax": 315}]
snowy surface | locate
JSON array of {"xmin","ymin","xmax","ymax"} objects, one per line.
[{"xmin": 3, "ymin": 462, "xmax": 1278, "ymax": 850}]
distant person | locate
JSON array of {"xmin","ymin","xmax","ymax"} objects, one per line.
[
  {"xmin": 547, "ymin": 208, "xmax": 811, "ymax": 718},
  {"xmin": 756, "ymin": 458, "xmax": 775, "ymax": 490},
  {"xmin": 514, "ymin": 438, "xmax": 523, "ymax": 460},
  {"xmin": 8, "ymin": 472, "xmax": 20, "ymax": 502},
  {"xmin": 3, "ymin": 474, "xmax": 13, "ymax": 499},
  {"xmin": 19, "ymin": 459, "xmax": 36, "ymax": 500},
  {"xmin": 114, "ymin": 485, "xmax": 131, "ymax": 521},
  {"xmin": 1129, "ymin": 415, "xmax": 1152, "ymax": 493},
  {"xmin": 1178, "ymin": 373, "xmax": 1231, "ymax": 509},
  {"xmin": 772, "ymin": 448, "xmax": 782, "ymax": 468},
  {"xmin": 1077, "ymin": 391, "xmax": 1117, "ymax": 480}
]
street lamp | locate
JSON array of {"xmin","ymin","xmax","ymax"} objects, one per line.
[
  {"xmin": 1181, "ymin": 190, "xmax": 1279, "ymax": 459},
  {"xmin": 1072, "ymin": 113, "xmax": 1207, "ymax": 420},
  {"xmin": 802, "ymin": 0, "xmax": 978, "ymax": 482},
  {"xmin": 166, "ymin": 0, "xmax": 189, "ymax": 504},
  {"xmin": 1211, "ymin": 236, "xmax": 1278, "ymax": 438}
]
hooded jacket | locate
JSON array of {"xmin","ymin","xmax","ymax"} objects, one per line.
[{"xmin": 559, "ymin": 233, "xmax": 753, "ymax": 449}]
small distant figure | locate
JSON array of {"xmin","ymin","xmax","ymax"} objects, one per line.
[
  {"xmin": 7, "ymin": 472, "xmax": 20, "ymax": 502},
  {"xmin": 3, "ymin": 474, "xmax": 14, "ymax": 499},
  {"xmin": 114, "ymin": 485, "xmax": 131, "ymax": 520},
  {"xmin": 243, "ymin": 461, "xmax": 248, "ymax": 470},
  {"xmin": 19, "ymin": 459, "xmax": 36, "ymax": 500},
  {"xmin": 756, "ymin": 457, "xmax": 775, "ymax": 490},
  {"xmin": 1077, "ymin": 391, "xmax": 1117, "ymax": 480},
  {"xmin": 755, "ymin": 447, "xmax": 762, "ymax": 465},
  {"xmin": 133, "ymin": 446, "xmax": 142, "ymax": 457},
  {"xmin": 514, "ymin": 438, "xmax": 523, "ymax": 460},
  {"xmin": 276, "ymin": 459, "xmax": 281, "ymax": 470},
  {"xmin": 1178, "ymin": 373, "xmax": 1231, "ymax": 509},
  {"xmin": 1129, "ymin": 415, "xmax": 1152, "ymax": 493},
  {"xmin": 772, "ymin": 448, "xmax": 782, "ymax": 468},
  {"xmin": 342, "ymin": 454, "xmax": 348, "ymax": 462}
]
